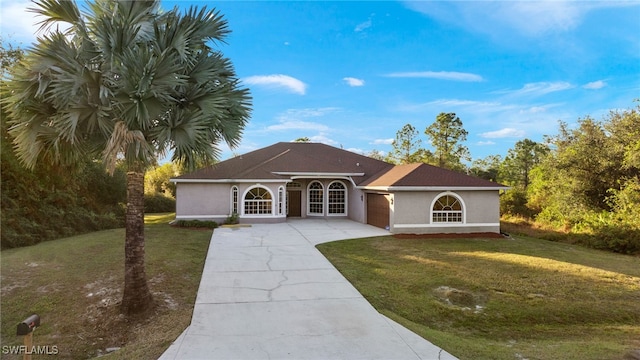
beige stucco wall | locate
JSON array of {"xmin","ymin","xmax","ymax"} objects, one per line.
[
  {"xmin": 348, "ymin": 187, "xmax": 366, "ymax": 223},
  {"xmin": 390, "ymin": 190, "xmax": 501, "ymax": 234},
  {"xmin": 175, "ymin": 182, "xmax": 288, "ymax": 223},
  {"xmin": 175, "ymin": 183, "xmax": 231, "ymax": 222},
  {"xmin": 176, "ymin": 180, "xmax": 501, "ymax": 233},
  {"xmin": 175, "ymin": 179, "xmax": 357, "ymax": 222}
]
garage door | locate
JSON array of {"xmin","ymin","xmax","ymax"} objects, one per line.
[{"xmin": 367, "ymin": 193, "xmax": 390, "ymax": 229}]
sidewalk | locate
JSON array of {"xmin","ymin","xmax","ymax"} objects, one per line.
[{"xmin": 159, "ymin": 219, "xmax": 457, "ymax": 360}]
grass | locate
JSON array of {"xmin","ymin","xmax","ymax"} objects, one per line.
[
  {"xmin": 3, "ymin": 216, "xmax": 639, "ymax": 359},
  {"xmin": 317, "ymin": 234, "xmax": 640, "ymax": 360},
  {"xmin": 0, "ymin": 213, "xmax": 211, "ymax": 359}
]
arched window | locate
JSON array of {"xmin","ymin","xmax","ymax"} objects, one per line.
[
  {"xmin": 244, "ymin": 186, "xmax": 273, "ymax": 215},
  {"xmin": 432, "ymin": 194, "xmax": 463, "ymax": 223},
  {"xmin": 278, "ymin": 186, "xmax": 285, "ymax": 215},
  {"xmin": 230, "ymin": 186, "xmax": 239, "ymax": 215},
  {"xmin": 308, "ymin": 181, "xmax": 324, "ymax": 215},
  {"xmin": 328, "ymin": 181, "xmax": 347, "ymax": 215}
]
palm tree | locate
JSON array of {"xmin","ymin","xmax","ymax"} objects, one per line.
[{"xmin": 3, "ymin": 0, "xmax": 251, "ymax": 315}]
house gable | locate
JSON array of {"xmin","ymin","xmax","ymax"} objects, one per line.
[
  {"xmin": 173, "ymin": 142, "xmax": 393, "ymax": 185},
  {"xmin": 360, "ymin": 163, "xmax": 507, "ymax": 190}
]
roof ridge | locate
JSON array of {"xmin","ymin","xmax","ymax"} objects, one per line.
[
  {"xmin": 236, "ymin": 148, "xmax": 291, "ymax": 178},
  {"xmin": 390, "ymin": 163, "xmax": 421, "ymax": 185}
]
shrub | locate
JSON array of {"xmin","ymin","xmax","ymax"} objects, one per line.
[
  {"xmin": 144, "ymin": 193, "xmax": 176, "ymax": 213},
  {"xmin": 500, "ymin": 188, "xmax": 535, "ymax": 218},
  {"xmin": 173, "ymin": 220, "xmax": 218, "ymax": 229},
  {"xmin": 1, "ymin": 128, "xmax": 127, "ymax": 249},
  {"xmin": 225, "ymin": 213, "xmax": 239, "ymax": 225},
  {"xmin": 502, "ymin": 212, "xmax": 640, "ymax": 255},
  {"xmin": 0, "ymin": 208, "xmax": 124, "ymax": 249}
]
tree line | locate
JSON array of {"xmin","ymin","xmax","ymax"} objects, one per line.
[
  {"xmin": 376, "ymin": 112, "xmax": 471, "ymax": 172},
  {"xmin": 2, "ymin": 40, "xmax": 127, "ymax": 248},
  {"xmin": 376, "ymin": 106, "xmax": 640, "ymax": 254}
]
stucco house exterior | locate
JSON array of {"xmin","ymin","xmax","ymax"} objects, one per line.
[{"xmin": 171, "ymin": 142, "xmax": 508, "ymax": 234}]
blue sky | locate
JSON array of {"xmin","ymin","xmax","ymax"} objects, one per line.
[{"xmin": 2, "ymin": 1, "xmax": 639, "ymax": 162}]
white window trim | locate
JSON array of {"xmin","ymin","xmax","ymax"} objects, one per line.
[
  {"xmin": 327, "ymin": 180, "xmax": 348, "ymax": 216},
  {"xmin": 242, "ymin": 185, "xmax": 275, "ymax": 216},
  {"xmin": 307, "ymin": 181, "xmax": 324, "ymax": 216},
  {"xmin": 430, "ymin": 191, "xmax": 466, "ymax": 224},
  {"xmin": 278, "ymin": 186, "xmax": 285, "ymax": 215},
  {"xmin": 230, "ymin": 185, "xmax": 239, "ymax": 215}
]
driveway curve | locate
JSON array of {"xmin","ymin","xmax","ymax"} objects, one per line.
[{"xmin": 160, "ymin": 219, "xmax": 457, "ymax": 360}]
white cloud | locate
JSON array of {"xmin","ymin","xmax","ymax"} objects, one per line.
[
  {"xmin": 1, "ymin": 0, "xmax": 71, "ymax": 44},
  {"xmin": 427, "ymin": 99, "xmax": 503, "ymax": 108},
  {"xmin": 583, "ymin": 80, "xmax": 607, "ymax": 90},
  {"xmin": 404, "ymin": 1, "xmax": 633, "ymax": 38},
  {"xmin": 355, "ymin": 19, "xmax": 372, "ymax": 32},
  {"xmin": 385, "ymin": 71, "xmax": 483, "ymax": 82},
  {"xmin": 499, "ymin": 81, "xmax": 573, "ymax": 97},
  {"xmin": 343, "ymin": 77, "xmax": 365, "ymax": 87},
  {"xmin": 278, "ymin": 107, "xmax": 340, "ymax": 119},
  {"xmin": 309, "ymin": 133, "xmax": 339, "ymax": 146},
  {"xmin": 491, "ymin": 2, "xmax": 583, "ymax": 36},
  {"xmin": 371, "ymin": 138, "xmax": 394, "ymax": 145},
  {"xmin": 268, "ymin": 120, "xmax": 329, "ymax": 132},
  {"xmin": 521, "ymin": 106, "xmax": 548, "ymax": 114},
  {"xmin": 243, "ymin": 74, "xmax": 307, "ymax": 95},
  {"xmin": 477, "ymin": 141, "xmax": 496, "ymax": 146},
  {"xmin": 1, "ymin": 1, "xmax": 37, "ymax": 42},
  {"xmin": 479, "ymin": 128, "xmax": 526, "ymax": 139},
  {"xmin": 397, "ymin": 99, "xmax": 515, "ymax": 114},
  {"xmin": 517, "ymin": 103, "xmax": 564, "ymax": 114},
  {"xmin": 266, "ymin": 107, "xmax": 340, "ymax": 132},
  {"xmin": 346, "ymin": 147, "xmax": 366, "ymax": 155}
]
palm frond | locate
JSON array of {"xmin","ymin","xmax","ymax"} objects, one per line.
[
  {"xmin": 29, "ymin": 0, "xmax": 83, "ymax": 35},
  {"xmin": 181, "ymin": 6, "xmax": 230, "ymax": 45},
  {"xmin": 5, "ymin": 0, "xmax": 251, "ymax": 173},
  {"xmin": 103, "ymin": 120, "xmax": 154, "ymax": 174}
]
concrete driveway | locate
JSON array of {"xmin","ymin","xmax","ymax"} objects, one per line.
[{"xmin": 159, "ymin": 219, "xmax": 457, "ymax": 360}]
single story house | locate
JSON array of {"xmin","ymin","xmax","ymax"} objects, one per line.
[{"xmin": 171, "ymin": 142, "xmax": 508, "ymax": 234}]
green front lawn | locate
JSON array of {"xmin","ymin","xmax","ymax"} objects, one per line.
[
  {"xmin": 0, "ymin": 213, "xmax": 211, "ymax": 359},
  {"xmin": 317, "ymin": 235, "xmax": 640, "ymax": 360}
]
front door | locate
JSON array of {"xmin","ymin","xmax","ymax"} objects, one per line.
[{"xmin": 287, "ymin": 190, "xmax": 301, "ymax": 217}]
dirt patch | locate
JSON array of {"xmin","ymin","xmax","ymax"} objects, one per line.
[
  {"xmin": 434, "ymin": 286, "xmax": 485, "ymax": 313},
  {"xmin": 155, "ymin": 292, "xmax": 179, "ymax": 310},
  {"xmin": 1, "ymin": 281, "xmax": 30, "ymax": 295},
  {"xmin": 79, "ymin": 280, "xmax": 181, "ymax": 358},
  {"xmin": 394, "ymin": 232, "xmax": 504, "ymax": 239},
  {"xmin": 37, "ymin": 283, "xmax": 62, "ymax": 294}
]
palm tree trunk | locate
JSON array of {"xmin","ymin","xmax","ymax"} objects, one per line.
[{"xmin": 121, "ymin": 170, "xmax": 154, "ymax": 315}]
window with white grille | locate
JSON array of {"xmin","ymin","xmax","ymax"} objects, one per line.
[
  {"xmin": 432, "ymin": 195, "xmax": 463, "ymax": 223},
  {"xmin": 230, "ymin": 186, "xmax": 239, "ymax": 214},
  {"xmin": 328, "ymin": 181, "xmax": 346, "ymax": 215},
  {"xmin": 244, "ymin": 186, "xmax": 272, "ymax": 215},
  {"xmin": 308, "ymin": 181, "xmax": 324, "ymax": 215}
]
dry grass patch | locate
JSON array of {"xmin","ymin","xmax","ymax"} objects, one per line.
[
  {"xmin": 317, "ymin": 235, "xmax": 640, "ymax": 360},
  {"xmin": 0, "ymin": 213, "xmax": 211, "ymax": 359}
]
